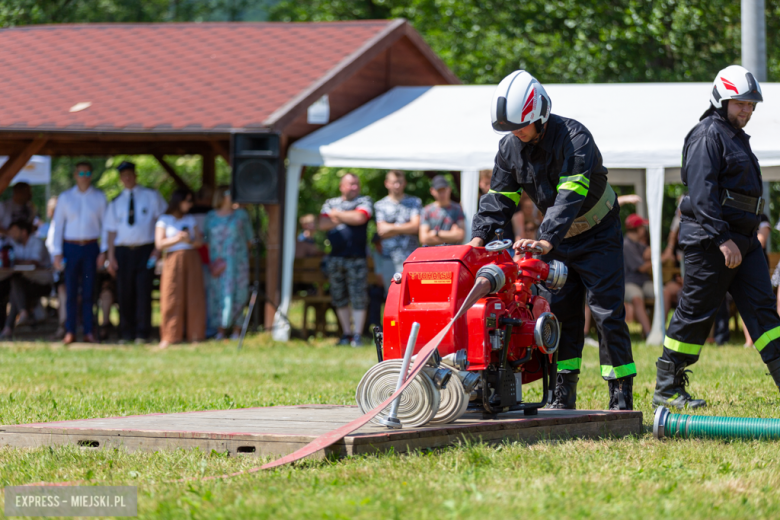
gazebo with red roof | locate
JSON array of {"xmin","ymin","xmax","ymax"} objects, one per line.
[{"xmin": 0, "ymin": 19, "xmax": 459, "ymax": 327}]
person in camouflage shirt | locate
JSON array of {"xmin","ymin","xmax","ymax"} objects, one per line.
[
  {"xmin": 419, "ymin": 175, "xmax": 465, "ymax": 246},
  {"xmin": 375, "ymin": 170, "xmax": 422, "ymax": 288}
]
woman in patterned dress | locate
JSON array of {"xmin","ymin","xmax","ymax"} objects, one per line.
[{"xmin": 203, "ymin": 186, "xmax": 253, "ymax": 340}]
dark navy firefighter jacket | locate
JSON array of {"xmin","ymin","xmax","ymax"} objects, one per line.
[
  {"xmin": 678, "ymin": 110, "xmax": 764, "ymax": 246},
  {"xmin": 472, "ymin": 114, "xmax": 609, "ymax": 249}
]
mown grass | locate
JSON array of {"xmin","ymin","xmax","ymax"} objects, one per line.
[{"xmin": 1, "ymin": 326, "xmax": 780, "ymax": 519}]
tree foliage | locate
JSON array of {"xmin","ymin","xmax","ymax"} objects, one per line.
[{"xmin": 267, "ymin": 0, "xmax": 780, "ymax": 84}]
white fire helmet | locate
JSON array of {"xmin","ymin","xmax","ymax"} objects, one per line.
[
  {"xmin": 491, "ymin": 70, "xmax": 551, "ymax": 132},
  {"xmin": 710, "ymin": 65, "xmax": 763, "ymax": 109}
]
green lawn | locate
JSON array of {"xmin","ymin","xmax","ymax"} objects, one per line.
[{"xmin": 1, "ymin": 329, "xmax": 780, "ymax": 519}]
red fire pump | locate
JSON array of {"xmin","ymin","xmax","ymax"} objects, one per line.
[{"xmin": 356, "ymin": 234, "xmax": 567, "ymax": 427}]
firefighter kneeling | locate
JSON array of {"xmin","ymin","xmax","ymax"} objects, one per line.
[
  {"xmin": 654, "ymin": 65, "xmax": 780, "ymax": 409},
  {"xmin": 470, "ymin": 71, "xmax": 635, "ymax": 410}
]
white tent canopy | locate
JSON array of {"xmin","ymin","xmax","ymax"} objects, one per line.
[
  {"xmin": 274, "ymin": 83, "xmax": 780, "ymax": 343},
  {"xmin": 0, "ymin": 155, "xmax": 51, "ymax": 185}
]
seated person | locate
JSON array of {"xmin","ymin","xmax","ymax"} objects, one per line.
[
  {"xmin": 623, "ymin": 213, "xmax": 653, "ymax": 337},
  {"xmin": 419, "ymin": 175, "xmax": 465, "ymax": 246},
  {"xmin": 1, "ymin": 219, "xmax": 53, "ymax": 338}
]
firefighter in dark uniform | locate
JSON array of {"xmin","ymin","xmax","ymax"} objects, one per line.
[
  {"xmin": 470, "ymin": 70, "xmax": 635, "ymax": 410},
  {"xmin": 653, "ymin": 65, "xmax": 780, "ymax": 409}
]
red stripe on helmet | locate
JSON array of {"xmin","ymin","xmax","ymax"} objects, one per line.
[
  {"xmin": 521, "ymin": 88, "xmax": 535, "ymax": 121},
  {"xmin": 721, "ymin": 77, "xmax": 739, "ymax": 94}
]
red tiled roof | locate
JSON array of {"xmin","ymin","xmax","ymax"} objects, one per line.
[{"xmin": 0, "ymin": 21, "xmax": 396, "ymax": 132}]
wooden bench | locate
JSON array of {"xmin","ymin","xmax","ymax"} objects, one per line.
[{"xmin": 255, "ymin": 256, "xmax": 383, "ymax": 338}]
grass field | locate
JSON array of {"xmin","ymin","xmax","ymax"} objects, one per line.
[{"xmin": 1, "ymin": 327, "xmax": 780, "ymax": 519}]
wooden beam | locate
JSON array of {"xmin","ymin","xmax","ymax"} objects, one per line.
[
  {"xmin": 210, "ymin": 140, "xmax": 231, "ymax": 166},
  {"xmin": 0, "ymin": 137, "xmax": 47, "ymax": 194},
  {"xmin": 264, "ymin": 203, "xmax": 282, "ymax": 329},
  {"xmin": 202, "ymin": 149, "xmax": 216, "ymax": 194},
  {"xmin": 153, "ymin": 154, "xmax": 192, "ymax": 191}
]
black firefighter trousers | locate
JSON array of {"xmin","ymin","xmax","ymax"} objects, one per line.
[
  {"xmin": 663, "ymin": 228, "xmax": 780, "ymax": 367},
  {"xmin": 542, "ymin": 208, "xmax": 636, "ymax": 381}
]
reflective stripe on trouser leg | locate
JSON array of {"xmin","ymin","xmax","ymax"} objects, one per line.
[
  {"xmin": 558, "ymin": 358, "xmax": 582, "ymax": 371},
  {"xmin": 544, "ymin": 209, "xmax": 633, "ymax": 380},
  {"xmin": 573, "ymin": 215, "xmax": 633, "ymax": 380},
  {"xmin": 601, "ymin": 363, "xmax": 637, "ymax": 379},
  {"xmin": 545, "ymin": 264, "xmax": 585, "ymax": 374},
  {"xmin": 728, "ymin": 241, "xmax": 780, "ymax": 363},
  {"xmin": 662, "ymin": 233, "xmax": 738, "ymax": 366}
]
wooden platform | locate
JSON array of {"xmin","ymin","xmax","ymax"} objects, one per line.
[{"xmin": 0, "ymin": 405, "xmax": 643, "ymax": 459}]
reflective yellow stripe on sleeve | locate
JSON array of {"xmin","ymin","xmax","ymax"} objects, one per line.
[
  {"xmin": 488, "ymin": 189, "xmax": 522, "ymax": 206},
  {"xmin": 557, "ymin": 174, "xmax": 590, "ymax": 197}
]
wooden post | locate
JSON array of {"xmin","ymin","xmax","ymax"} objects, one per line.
[
  {"xmin": 153, "ymin": 154, "xmax": 192, "ymax": 190},
  {"xmin": 0, "ymin": 137, "xmax": 47, "ymax": 194},
  {"xmin": 264, "ymin": 203, "xmax": 282, "ymax": 329},
  {"xmin": 202, "ymin": 149, "xmax": 216, "ymax": 197},
  {"xmin": 210, "ymin": 140, "xmax": 231, "ymax": 165}
]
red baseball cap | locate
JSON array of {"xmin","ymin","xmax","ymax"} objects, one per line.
[{"xmin": 625, "ymin": 213, "xmax": 649, "ymax": 229}]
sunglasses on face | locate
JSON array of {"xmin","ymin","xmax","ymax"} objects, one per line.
[{"xmin": 77, "ymin": 171, "xmax": 92, "ymax": 177}]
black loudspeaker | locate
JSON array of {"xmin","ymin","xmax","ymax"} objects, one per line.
[{"xmin": 230, "ymin": 133, "xmax": 281, "ymax": 204}]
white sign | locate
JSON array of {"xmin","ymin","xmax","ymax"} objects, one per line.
[
  {"xmin": 307, "ymin": 95, "xmax": 330, "ymax": 125},
  {"xmin": 0, "ymin": 155, "xmax": 51, "ymax": 185}
]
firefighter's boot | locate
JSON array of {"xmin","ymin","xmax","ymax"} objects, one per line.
[
  {"xmin": 546, "ymin": 372, "xmax": 578, "ymax": 409},
  {"xmin": 608, "ymin": 377, "xmax": 634, "ymax": 410},
  {"xmin": 652, "ymin": 358, "xmax": 707, "ymax": 410},
  {"xmin": 767, "ymin": 357, "xmax": 780, "ymax": 392}
]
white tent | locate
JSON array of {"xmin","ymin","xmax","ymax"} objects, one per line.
[
  {"xmin": 0, "ymin": 155, "xmax": 51, "ymax": 185},
  {"xmin": 274, "ymin": 83, "xmax": 780, "ymax": 343}
]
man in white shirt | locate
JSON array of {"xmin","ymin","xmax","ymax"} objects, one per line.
[
  {"xmin": 104, "ymin": 161, "xmax": 166, "ymax": 343},
  {"xmin": 0, "ymin": 219, "xmax": 53, "ymax": 338},
  {"xmin": 52, "ymin": 161, "xmax": 107, "ymax": 344}
]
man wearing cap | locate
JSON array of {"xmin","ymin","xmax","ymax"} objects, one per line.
[
  {"xmin": 470, "ymin": 70, "xmax": 635, "ymax": 410},
  {"xmin": 623, "ymin": 213, "xmax": 653, "ymax": 338},
  {"xmin": 52, "ymin": 161, "xmax": 107, "ymax": 344},
  {"xmin": 419, "ymin": 175, "xmax": 465, "ymax": 246},
  {"xmin": 653, "ymin": 65, "xmax": 780, "ymax": 409},
  {"xmin": 104, "ymin": 161, "xmax": 167, "ymax": 344}
]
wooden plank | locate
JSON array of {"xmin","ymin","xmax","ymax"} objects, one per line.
[
  {"xmin": 0, "ymin": 406, "xmax": 642, "ymax": 459},
  {"xmin": 0, "ymin": 136, "xmax": 47, "ymax": 194}
]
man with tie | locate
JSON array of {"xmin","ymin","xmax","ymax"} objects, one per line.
[
  {"xmin": 104, "ymin": 161, "xmax": 167, "ymax": 344},
  {"xmin": 52, "ymin": 161, "xmax": 108, "ymax": 344}
]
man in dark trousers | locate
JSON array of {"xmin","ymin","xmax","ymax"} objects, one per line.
[
  {"xmin": 470, "ymin": 70, "xmax": 635, "ymax": 410},
  {"xmin": 653, "ymin": 65, "xmax": 780, "ymax": 409},
  {"xmin": 104, "ymin": 161, "xmax": 167, "ymax": 343}
]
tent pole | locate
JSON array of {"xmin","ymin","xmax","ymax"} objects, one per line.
[
  {"xmin": 646, "ymin": 167, "xmax": 666, "ymax": 345},
  {"xmin": 460, "ymin": 170, "xmax": 479, "ymax": 243},
  {"xmin": 273, "ymin": 163, "xmax": 304, "ymax": 341}
]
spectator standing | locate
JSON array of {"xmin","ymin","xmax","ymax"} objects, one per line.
[
  {"xmin": 0, "ymin": 182, "xmax": 35, "ymax": 234},
  {"xmin": 155, "ymin": 189, "xmax": 206, "ymax": 349},
  {"xmin": 104, "ymin": 161, "xmax": 167, "ymax": 344},
  {"xmin": 319, "ymin": 173, "xmax": 373, "ymax": 347},
  {"xmin": 44, "ymin": 197, "xmax": 68, "ymax": 338},
  {"xmin": 204, "ymin": 186, "xmax": 253, "ymax": 340},
  {"xmin": 419, "ymin": 175, "xmax": 465, "ymax": 246},
  {"xmin": 623, "ymin": 213, "xmax": 653, "ymax": 337},
  {"xmin": 1, "ymin": 220, "xmax": 52, "ymax": 338},
  {"xmin": 51, "ymin": 161, "xmax": 107, "ymax": 344},
  {"xmin": 295, "ymin": 214, "xmax": 321, "ymax": 258},
  {"xmin": 375, "ymin": 170, "xmax": 422, "ymax": 289}
]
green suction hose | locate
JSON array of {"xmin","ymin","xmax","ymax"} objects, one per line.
[{"xmin": 654, "ymin": 406, "xmax": 780, "ymax": 440}]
